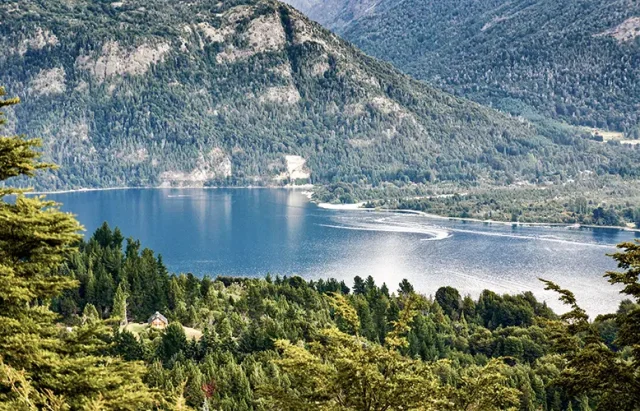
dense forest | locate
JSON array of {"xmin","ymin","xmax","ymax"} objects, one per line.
[
  {"xmin": 2, "ymin": 0, "xmax": 640, "ymax": 192},
  {"xmin": 367, "ymin": 181, "xmax": 640, "ymax": 227},
  {"xmin": 3, "ymin": 88, "xmax": 640, "ymax": 410},
  {"xmin": 313, "ymin": 177, "xmax": 640, "ymax": 227},
  {"xmin": 289, "ymin": 0, "xmax": 640, "ymax": 135}
]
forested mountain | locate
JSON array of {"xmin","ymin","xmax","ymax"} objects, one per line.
[
  {"xmin": 287, "ymin": 0, "xmax": 640, "ymax": 135},
  {"xmin": 2, "ymin": 0, "xmax": 640, "ymax": 191}
]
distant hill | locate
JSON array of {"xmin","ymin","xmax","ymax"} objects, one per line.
[
  {"xmin": 282, "ymin": 0, "xmax": 380, "ymax": 32},
  {"xmin": 287, "ymin": 0, "xmax": 640, "ymax": 135},
  {"xmin": 1, "ymin": 0, "xmax": 638, "ymax": 191}
]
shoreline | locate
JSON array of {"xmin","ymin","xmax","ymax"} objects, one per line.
[
  {"xmin": 26, "ymin": 184, "xmax": 315, "ymax": 195},
  {"xmin": 25, "ymin": 185, "xmax": 640, "ymax": 233},
  {"xmin": 317, "ymin": 202, "xmax": 367, "ymax": 210},
  {"xmin": 316, "ymin": 203, "xmax": 640, "ymax": 233}
]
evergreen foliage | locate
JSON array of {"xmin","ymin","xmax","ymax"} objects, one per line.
[{"xmin": 0, "ymin": 87, "xmax": 158, "ymax": 409}]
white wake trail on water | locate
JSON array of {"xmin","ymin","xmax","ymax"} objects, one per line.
[
  {"xmin": 445, "ymin": 227, "xmax": 615, "ymax": 248},
  {"xmin": 317, "ymin": 223, "xmax": 452, "ymax": 240},
  {"xmin": 321, "ymin": 216, "xmax": 616, "ymax": 248}
]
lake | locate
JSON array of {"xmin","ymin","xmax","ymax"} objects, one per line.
[{"xmin": 47, "ymin": 188, "xmax": 640, "ymax": 316}]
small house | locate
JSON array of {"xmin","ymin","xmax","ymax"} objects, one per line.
[{"xmin": 148, "ymin": 311, "xmax": 168, "ymax": 329}]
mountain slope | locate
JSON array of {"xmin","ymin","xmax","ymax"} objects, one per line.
[
  {"xmin": 282, "ymin": 0, "xmax": 380, "ymax": 32},
  {"xmin": 291, "ymin": 0, "xmax": 640, "ymax": 135},
  {"xmin": 1, "ymin": 0, "xmax": 638, "ymax": 191}
]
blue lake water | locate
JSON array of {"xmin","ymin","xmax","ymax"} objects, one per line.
[{"xmin": 47, "ymin": 188, "xmax": 640, "ymax": 316}]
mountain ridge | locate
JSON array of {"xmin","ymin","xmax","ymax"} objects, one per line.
[
  {"xmin": 1, "ymin": 0, "xmax": 638, "ymax": 191},
  {"xmin": 286, "ymin": 0, "xmax": 640, "ymax": 135}
]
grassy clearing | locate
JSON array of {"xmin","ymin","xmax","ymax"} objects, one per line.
[
  {"xmin": 582, "ymin": 127, "xmax": 640, "ymax": 145},
  {"xmin": 183, "ymin": 326, "xmax": 203, "ymax": 340},
  {"xmin": 122, "ymin": 323, "xmax": 148, "ymax": 334},
  {"xmin": 585, "ymin": 127, "xmax": 625, "ymax": 141},
  {"xmin": 122, "ymin": 322, "xmax": 203, "ymax": 340}
]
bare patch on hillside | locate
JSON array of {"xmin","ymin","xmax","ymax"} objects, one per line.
[
  {"xmin": 370, "ymin": 96, "xmax": 405, "ymax": 116},
  {"xmin": 119, "ymin": 147, "xmax": 148, "ymax": 164},
  {"xmin": 74, "ymin": 80, "xmax": 89, "ymax": 93},
  {"xmin": 369, "ymin": 96, "xmax": 422, "ymax": 133},
  {"xmin": 292, "ymin": 17, "xmax": 329, "ymax": 49},
  {"xmin": 160, "ymin": 148, "xmax": 231, "ymax": 186},
  {"xmin": 197, "ymin": 22, "xmax": 233, "ymax": 44},
  {"xmin": 216, "ymin": 12, "xmax": 285, "ymax": 63},
  {"xmin": 76, "ymin": 41, "xmax": 171, "ymax": 82},
  {"xmin": 311, "ymin": 55, "xmax": 330, "ymax": 76},
  {"xmin": 30, "ymin": 67, "xmax": 66, "ymax": 96},
  {"xmin": 481, "ymin": 16, "xmax": 509, "ymax": 32},
  {"xmin": 351, "ymin": 67, "xmax": 379, "ymax": 87},
  {"xmin": 216, "ymin": 47, "xmax": 255, "ymax": 63},
  {"xmin": 596, "ymin": 17, "xmax": 640, "ymax": 42},
  {"xmin": 278, "ymin": 155, "xmax": 311, "ymax": 180},
  {"xmin": 259, "ymin": 84, "xmax": 300, "ymax": 105},
  {"xmin": 18, "ymin": 28, "xmax": 59, "ymax": 55},
  {"xmin": 269, "ymin": 62, "xmax": 294, "ymax": 79},
  {"xmin": 344, "ymin": 103, "xmax": 365, "ymax": 116},
  {"xmin": 248, "ymin": 13, "xmax": 286, "ymax": 50}
]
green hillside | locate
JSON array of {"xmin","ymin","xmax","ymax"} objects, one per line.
[
  {"xmin": 2, "ymin": 0, "xmax": 639, "ymax": 191},
  {"xmin": 318, "ymin": 0, "xmax": 640, "ymax": 134}
]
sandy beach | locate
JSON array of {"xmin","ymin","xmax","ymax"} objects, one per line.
[{"xmin": 317, "ymin": 202, "xmax": 368, "ymax": 210}]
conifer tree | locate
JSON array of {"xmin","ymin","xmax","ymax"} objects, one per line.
[
  {"xmin": 112, "ymin": 283, "xmax": 129, "ymax": 326},
  {"xmin": 542, "ymin": 267, "xmax": 640, "ymax": 411},
  {"xmin": 0, "ymin": 86, "xmax": 159, "ymax": 409}
]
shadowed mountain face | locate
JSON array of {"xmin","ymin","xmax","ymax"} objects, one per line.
[
  {"xmin": 287, "ymin": 0, "xmax": 640, "ymax": 135},
  {"xmin": 282, "ymin": 0, "xmax": 381, "ymax": 31},
  {"xmin": 1, "ymin": 0, "xmax": 638, "ymax": 191}
]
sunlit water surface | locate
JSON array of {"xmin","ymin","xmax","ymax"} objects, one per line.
[{"xmin": 48, "ymin": 188, "xmax": 640, "ymax": 316}]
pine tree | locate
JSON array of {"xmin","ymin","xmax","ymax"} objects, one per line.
[
  {"xmin": 112, "ymin": 283, "xmax": 129, "ymax": 326},
  {"xmin": 158, "ymin": 323, "xmax": 188, "ymax": 365},
  {"xmin": 542, "ymin": 271, "xmax": 640, "ymax": 411},
  {"xmin": 0, "ymin": 86, "xmax": 159, "ymax": 409},
  {"xmin": 83, "ymin": 303, "xmax": 101, "ymax": 323}
]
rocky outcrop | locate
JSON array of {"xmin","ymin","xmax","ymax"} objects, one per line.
[
  {"xmin": 160, "ymin": 148, "xmax": 232, "ymax": 186},
  {"xmin": 30, "ymin": 67, "xmax": 66, "ymax": 96},
  {"xmin": 76, "ymin": 41, "xmax": 171, "ymax": 82}
]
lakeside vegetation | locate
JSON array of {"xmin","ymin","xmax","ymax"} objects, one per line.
[
  {"xmin": 2, "ymin": 87, "xmax": 640, "ymax": 410},
  {"xmin": 314, "ymin": 178, "xmax": 640, "ymax": 227}
]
